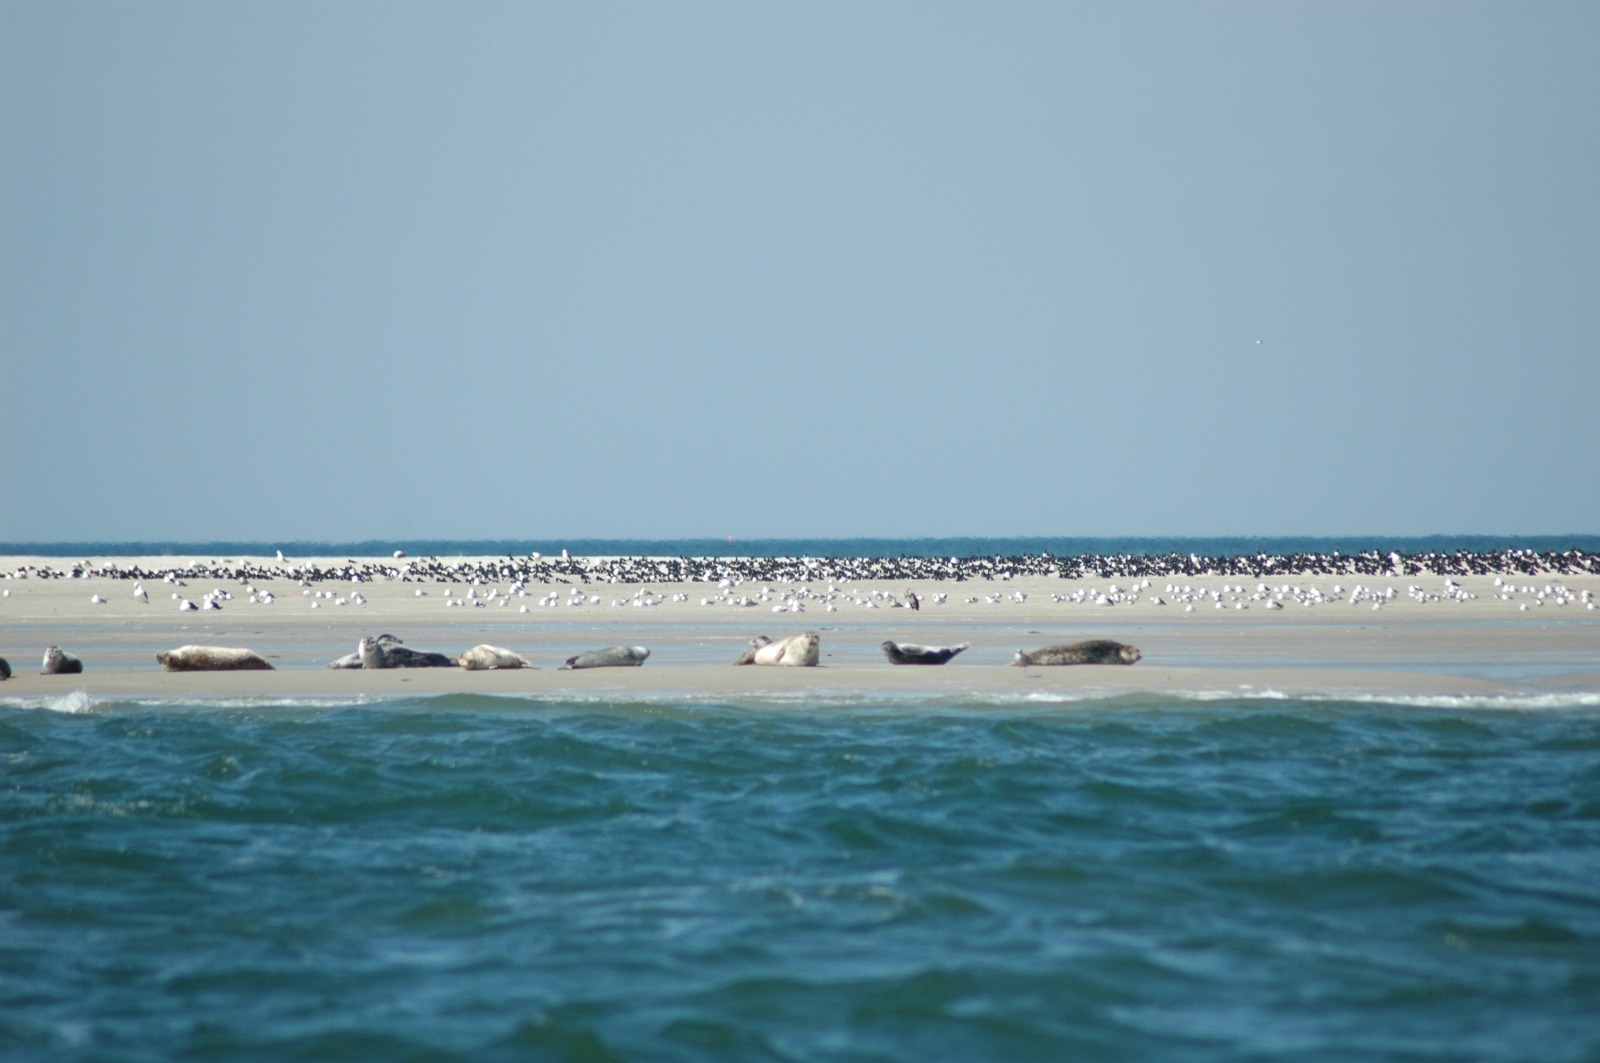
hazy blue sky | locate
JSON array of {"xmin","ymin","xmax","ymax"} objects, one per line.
[{"xmin": 3, "ymin": 2, "xmax": 1596, "ymax": 542}]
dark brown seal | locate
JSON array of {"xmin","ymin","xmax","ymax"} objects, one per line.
[{"xmin": 881, "ymin": 640, "xmax": 968, "ymax": 665}]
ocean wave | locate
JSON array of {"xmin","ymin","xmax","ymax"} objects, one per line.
[
  {"xmin": 0, "ymin": 690, "xmax": 392, "ymax": 715},
  {"xmin": 0, "ymin": 687, "xmax": 99, "ymax": 714},
  {"xmin": 6, "ymin": 687, "xmax": 1598, "ymax": 716}
]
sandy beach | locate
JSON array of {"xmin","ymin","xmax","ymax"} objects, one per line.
[{"xmin": 2, "ymin": 554, "xmax": 1598, "ymax": 702}]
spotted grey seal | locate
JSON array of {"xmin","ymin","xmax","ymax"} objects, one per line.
[
  {"xmin": 734, "ymin": 631, "xmax": 820, "ymax": 667},
  {"xmin": 358, "ymin": 635, "xmax": 455, "ymax": 669},
  {"xmin": 881, "ymin": 640, "xmax": 969, "ymax": 665},
  {"xmin": 1012, "ymin": 640, "xmax": 1141, "ymax": 667},
  {"xmin": 329, "ymin": 634, "xmax": 400, "ymax": 668},
  {"xmin": 458, "ymin": 644, "xmax": 536, "ymax": 670},
  {"xmin": 42, "ymin": 646, "xmax": 83, "ymax": 674},
  {"xmin": 156, "ymin": 646, "xmax": 274, "ymax": 671},
  {"xmin": 561, "ymin": 646, "xmax": 650, "ymax": 670}
]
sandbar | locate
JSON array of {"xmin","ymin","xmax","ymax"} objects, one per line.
[{"xmin": 1, "ymin": 554, "xmax": 1597, "ymax": 703}]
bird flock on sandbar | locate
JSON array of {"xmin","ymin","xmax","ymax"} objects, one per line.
[
  {"xmin": 8, "ymin": 547, "xmax": 1598, "ymax": 589},
  {"xmin": 6, "ymin": 566, "xmax": 1594, "ymax": 618},
  {"xmin": 3, "ymin": 548, "xmax": 1594, "ymax": 681}
]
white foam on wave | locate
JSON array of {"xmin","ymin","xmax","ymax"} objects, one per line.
[
  {"xmin": 0, "ymin": 688, "xmax": 99, "ymax": 714},
  {"xmin": 1336, "ymin": 690, "xmax": 1600, "ymax": 711},
  {"xmin": 140, "ymin": 695, "xmax": 391, "ymax": 711},
  {"xmin": 5, "ymin": 688, "xmax": 1597, "ymax": 715},
  {"xmin": 1004, "ymin": 687, "xmax": 1600, "ymax": 711},
  {"xmin": 0, "ymin": 691, "xmax": 389, "ymax": 714}
]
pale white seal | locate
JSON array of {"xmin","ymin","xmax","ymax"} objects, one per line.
[
  {"xmin": 156, "ymin": 646, "xmax": 274, "ymax": 671},
  {"xmin": 734, "ymin": 631, "xmax": 820, "ymax": 666},
  {"xmin": 458, "ymin": 644, "xmax": 536, "ymax": 670},
  {"xmin": 561, "ymin": 646, "xmax": 650, "ymax": 669}
]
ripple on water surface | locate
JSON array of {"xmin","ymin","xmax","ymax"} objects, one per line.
[{"xmin": 2, "ymin": 695, "xmax": 1599, "ymax": 1061}]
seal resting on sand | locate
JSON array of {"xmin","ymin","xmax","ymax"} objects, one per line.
[
  {"xmin": 881, "ymin": 640, "xmax": 968, "ymax": 665},
  {"xmin": 1012, "ymin": 640, "xmax": 1141, "ymax": 666},
  {"xmin": 734, "ymin": 631, "xmax": 820, "ymax": 667},
  {"xmin": 329, "ymin": 634, "xmax": 399, "ymax": 668},
  {"xmin": 561, "ymin": 646, "xmax": 649, "ymax": 669},
  {"xmin": 156, "ymin": 646, "xmax": 273, "ymax": 671},
  {"xmin": 458, "ymin": 644, "xmax": 536, "ymax": 670},
  {"xmin": 358, "ymin": 635, "xmax": 455, "ymax": 669},
  {"xmin": 42, "ymin": 646, "xmax": 83, "ymax": 674},
  {"xmin": 0, "ymin": 657, "xmax": 11, "ymax": 680}
]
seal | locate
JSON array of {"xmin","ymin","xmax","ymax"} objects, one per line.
[
  {"xmin": 329, "ymin": 634, "xmax": 400, "ymax": 668},
  {"xmin": 0, "ymin": 657, "xmax": 11, "ymax": 680},
  {"xmin": 881, "ymin": 640, "xmax": 969, "ymax": 665},
  {"xmin": 1011, "ymin": 640, "xmax": 1141, "ymax": 666},
  {"xmin": 42, "ymin": 646, "xmax": 84, "ymax": 674},
  {"xmin": 156, "ymin": 646, "xmax": 274, "ymax": 671},
  {"xmin": 734, "ymin": 631, "xmax": 820, "ymax": 667},
  {"xmin": 561, "ymin": 646, "xmax": 650, "ymax": 670},
  {"xmin": 458, "ymin": 644, "xmax": 536, "ymax": 670},
  {"xmin": 357, "ymin": 636, "xmax": 455, "ymax": 669}
]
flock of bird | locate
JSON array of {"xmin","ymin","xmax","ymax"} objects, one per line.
[
  {"xmin": 8, "ymin": 547, "xmax": 1599, "ymax": 590},
  {"xmin": 17, "ymin": 572, "xmax": 1592, "ymax": 615},
  {"xmin": 5, "ymin": 550, "xmax": 1595, "ymax": 681}
]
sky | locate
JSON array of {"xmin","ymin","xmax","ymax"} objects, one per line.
[{"xmin": 2, "ymin": 1, "xmax": 1596, "ymax": 543}]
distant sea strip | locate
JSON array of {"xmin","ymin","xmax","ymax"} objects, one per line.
[{"xmin": 8, "ymin": 535, "xmax": 1600, "ymax": 560}]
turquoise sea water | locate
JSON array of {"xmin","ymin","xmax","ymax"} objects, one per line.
[{"xmin": 4, "ymin": 692, "xmax": 1599, "ymax": 1062}]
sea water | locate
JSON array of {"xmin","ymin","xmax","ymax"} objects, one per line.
[
  {"xmin": 3, "ymin": 692, "xmax": 1598, "ymax": 1062},
  {"xmin": 9, "ymin": 533, "xmax": 1600, "ymax": 560}
]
